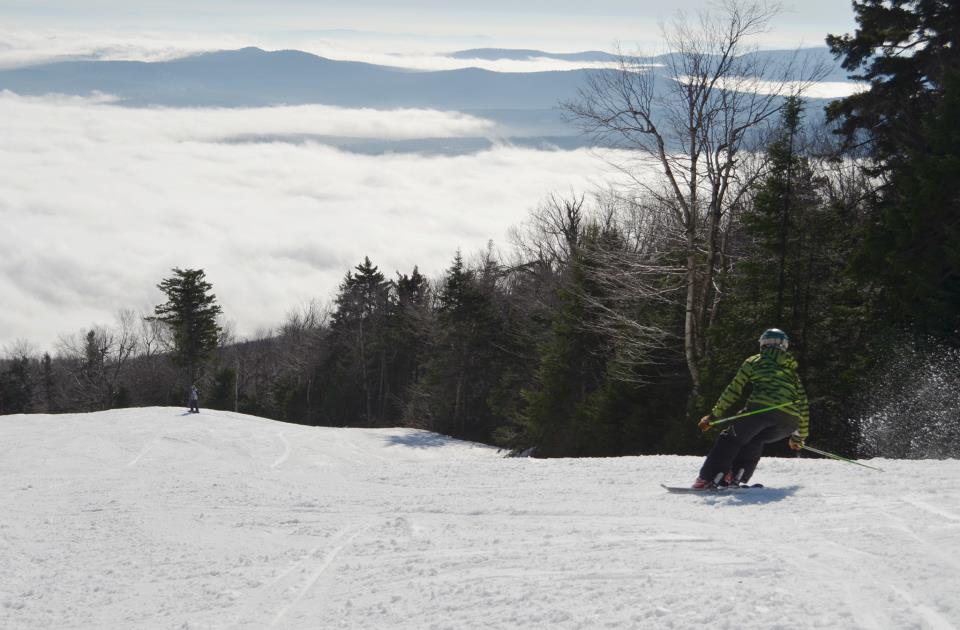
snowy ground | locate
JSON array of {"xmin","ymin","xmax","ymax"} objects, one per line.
[{"xmin": 1, "ymin": 409, "xmax": 958, "ymax": 630}]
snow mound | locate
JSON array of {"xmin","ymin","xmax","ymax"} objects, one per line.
[{"xmin": 1, "ymin": 407, "xmax": 959, "ymax": 629}]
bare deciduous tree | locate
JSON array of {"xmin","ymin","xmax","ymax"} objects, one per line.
[
  {"xmin": 565, "ymin": 0, "xmax": 825, "ymax": 392},
  {"xmin": 575, "ymin": 191, "xmax": 680, "ymax": 382},
  {"xmin": 509, "ymin": 193, "xmax": 585, "ymax": 274},
  {"xmin": 57, "ymin": 311, "xmax": 139, "ymax": 410},
  {"xmin": 277, "ymin": 300, "xmax": 329, "ymax": 418}
]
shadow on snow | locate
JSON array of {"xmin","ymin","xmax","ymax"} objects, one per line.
[
  {"xmin": 700, "ymin": 485, "xmax": 801, "ymax": 506},
  {"xmin": 383, "ymin": 432, "xmax": 456, "ymax": 450}
]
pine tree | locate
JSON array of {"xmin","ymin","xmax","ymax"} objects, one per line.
[
  {"xmin": 41, "ymin": 352, "xmax": 57, "ymax": 413},
  {"xmin": 0, "ymin": 356, "xmax": 33, "ymax": 414},
  {"xmin": 517, "ymin": 263, "xmax": 604, "ymax": 456},
  {"xmin": 729, "ymin": 98, "xmax": 825, "ymax": 344},
  {"xmin": 827, "ymin": 0, "xmax": 960, "ymax": 342},
  {"xmin": 150, "ymin": 268, "xmax": 223, "ymax": 382},
  {"xmin": 406, "ymin": 251, "xmax": 507, "ymax": 442},
  {"xmin": 514, "ymin": 227, "xmax": 621, "ymax": 456},
  {"xmin": 207, "ymin": 366, "xmax": 237, "ymax": 412},
  {"xmin": 324, "ymin": 257, "xmax": 392, "ymax": 425},
  {"xmin": 384, "ymin": 267, "xmax": 431, "ymax": 421},
  {"xmin": 703, "ymin": 101, "xmax": 875, "ymax": 454},
  {"xmin": 435, "ymin": 252, "xmax": 492, "ymax": 437},
  {"xmin": 81, "ymin": 329, "xmax": 111, "ymax": 410}
]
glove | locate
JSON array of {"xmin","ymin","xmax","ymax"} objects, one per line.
[
  {"xmin": 698, "ymin": 414, "xmax": 714, "ymax": 432},
  {"xmin": 788, "ymin": 433, "xmax": 804, "ymax": 451}
]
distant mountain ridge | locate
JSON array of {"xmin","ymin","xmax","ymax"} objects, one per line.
[
  {"xmin": 0, "ymin": 47, "xmax": 601, "ymax": 136},
  {"xmin": 0, "ymin": 46, "xmax": 849, "ymax": 146},
  {"xmin": 446, "ymin": 46, "xmax": 847, "ymax": 82},
  {"xmin": 0, "ymin": 47, "xmax": 591, "ymax": 111}
]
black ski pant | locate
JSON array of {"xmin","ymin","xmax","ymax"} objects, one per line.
[
  {"xmin": 189, "ymin": 400, "xmax": 199, "ymax": 413},
  {"xmin": 698, "ymin": 405, "xmax": 798, "ymax": 484}
]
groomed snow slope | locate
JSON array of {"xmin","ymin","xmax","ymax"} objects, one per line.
[{"xmin": 1, "ymin": 408, "xmax": 958, "ymax": 630}]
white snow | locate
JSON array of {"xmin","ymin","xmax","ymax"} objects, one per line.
[{"xmin": 1, "ymin": 408, "xmax": 959, "ymax": 629}]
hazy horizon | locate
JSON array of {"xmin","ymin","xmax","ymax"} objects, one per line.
[
  {"xmin": 1, "ymin": 1, "xmax": 855, "ymax": 68},
  {"xmin": 1, "ymin": 0, "xmax": 860, "ymax": 351}
]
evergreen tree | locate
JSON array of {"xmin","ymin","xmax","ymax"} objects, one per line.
[
  {"xmin": 81, "ymin": 329, "xmax": 112, "ymax": 410},
  {"xmin": 437, "ymin": 252, "xmax": 493, "ymax": 436},
  {"xmin": 513, "ymin": 226, "xmax": 635, "ymax": 456},
  {"xmin": 207, "ymin": 366, "xmax": 237, "ymax": 412},
  {"xmin": 384, "ymin": 267, "xmax": 431, "ymax": 420},
  {"xmin": 516, "ymin": 261, "xmax": 606, "ymax": 456},
  {"xmin": 149, "ymin": 268, "xmax": 223, "ymax": 381},
  {"xmin": 41, "ymin": 352, "xmax": 58, "ymax": 413},
  {"xmin": 407, "ymin": 252, "xmax": 507, "ymax": 442},
  {"xmin": 726, "ymin": 98, "xmax": 826, "ymax": 344},
  {"xmin": 0, "ymin": 356, "xmax": 33, "ymax": 414},
  {"xmin": 703, "ymin": 102, "xmax": 875, "ymax": 454},
  {"xmin": 744, "ymin": 98, "xmax": 819, "ymax": 326},
  {"xmin": 322, "ymin": 257, "xmax": 393, "ymax": 425},
  {"xmin": 827, "ymin": 0, "xmax": 960, "ymax": 342},
  {"xmin": 826, "ymin": 0, "xmax": 959, "ymax": 164}
]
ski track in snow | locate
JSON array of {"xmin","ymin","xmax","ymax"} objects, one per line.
[
  {"xmin": 267, "ymin": 522, "xmax": 372, "ymax": 628},
  {"xmin": 900, "ymin": 495, "xmax": 960, "ymax": 522},
  {"xmin": 889, "ymin": 586, "xmax": 957, "ymax": 630},
  {"xmin": 126, "ymin": 440, "xmax": 156, "ymax": 467},
  {"xmin": 271, "ymin": 432, "xmax": 291, "ymax": 469},
  {"xmin": 1, "ymin": 407, "xmax": 959, "ymax": 629}
]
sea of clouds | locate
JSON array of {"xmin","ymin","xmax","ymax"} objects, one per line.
[
  {"xmin": 1, "ymin": 92, "xmax": 628, "ymax": 349},
  {"xmin": 0, "ymin": 13, "xmax": 860, "ymax": 351},
  {"xmin": 0, "ymin": 26, "xmax": 615, "ymax": 73}
]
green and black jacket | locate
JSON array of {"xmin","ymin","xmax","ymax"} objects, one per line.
[{"xmin": 711, "ymin": 347, "xmax": 810, "ymax": 439}]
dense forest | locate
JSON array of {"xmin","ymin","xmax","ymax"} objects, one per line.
[{"xmin": 2, "ymin": 1, "xmax": 958, "ymax": 458}]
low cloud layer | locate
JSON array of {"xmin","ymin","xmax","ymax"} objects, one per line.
[
  {"xmin": 1, "ymin": 1, "xmax": 858, "ymax": 63},
  {"xmin": 0, "ymin": 28, "xmax": 248, "ymax": 69},
  {"xmin": 2, "ymin": 93, "xmax": 495, "ymax": 140},
  {"xmin": 317, "ymin": 49, "xmax": 615, "ymax": 73},
  {"xmin": 0, "ymin": 27, "xmax": 615, "ymax": 73},
  {"xmin": 2, "ymin": 93, "xmax": 627, "ymax": 349}
]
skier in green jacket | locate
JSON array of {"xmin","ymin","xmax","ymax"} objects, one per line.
[{"xmin": 692, "ymin": 328, "xmax": 809, "ymax": 489}]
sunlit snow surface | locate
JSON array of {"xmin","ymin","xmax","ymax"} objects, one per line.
[{"xmin": 2, "ymin": 408, "xmax": 958, "ymax": 629}]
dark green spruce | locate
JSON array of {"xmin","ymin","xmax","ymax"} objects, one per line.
[{"xmin": 149, "ymin": 268, "xmax": 223, "ymax": 383}]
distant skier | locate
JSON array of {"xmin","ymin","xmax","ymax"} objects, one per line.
[
  {"xmin": 691, "ymin": 328, "xmax": 809, "ymax": 489},
  {"xmin": 188, "ymin": 384, "xmax": 200, "ymax": 414}
]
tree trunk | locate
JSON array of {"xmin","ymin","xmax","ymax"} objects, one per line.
[
  {"xmin": 358, "ymin": 317, "xmax": 371, "ymax": 425},
  {"xmin": 684, "ymin": 244, "xmax": 702, "ymax": 393}
]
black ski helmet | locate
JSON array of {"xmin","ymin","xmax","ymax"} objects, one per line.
[{"xmin": 759, "ymin": 328, "xmax": 789, "ymax": 350}]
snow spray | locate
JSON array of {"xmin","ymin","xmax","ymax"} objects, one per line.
[{"xmin": 854, "ymin": 338, "xmax": 960, "ymax": 459}]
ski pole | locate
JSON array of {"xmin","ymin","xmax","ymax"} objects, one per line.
[
  {"xmin": 708, "ymin": 400, "xmax": 799, "ymax": 428},
  {"xmin": 801, "ymin": 444, "xmax": 884, "ymax": 472}
]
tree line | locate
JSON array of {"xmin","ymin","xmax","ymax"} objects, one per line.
[{"xmin": 2, "ymin": 1, "xmax": 957, "ymax": 458}]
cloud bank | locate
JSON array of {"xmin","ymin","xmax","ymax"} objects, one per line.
[
  {"xmin": 0, "ymin": 26, "xmax": 616, "ymax": 73},
  {"xmin": 1, "ymin": 93, "xmax": 627, "ymax": 349},
  {"xmin": 0, "ymin": 28, "xmax": 248, "ymax": 69}
]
